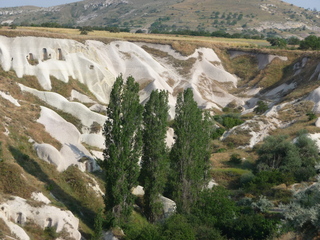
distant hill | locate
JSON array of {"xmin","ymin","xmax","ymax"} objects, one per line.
[{"xmin": 0, "ymin": 0, "xmax": 320, "ymax": 38}]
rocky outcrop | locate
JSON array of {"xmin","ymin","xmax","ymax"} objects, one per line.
[{"xmin": 0, "ymin": 194, "xmax": 81, "ymax": 240}]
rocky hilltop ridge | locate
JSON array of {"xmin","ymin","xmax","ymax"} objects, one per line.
[{"xmin": 0, "ymin": 0, "xmax": 319, "ymax": 38}]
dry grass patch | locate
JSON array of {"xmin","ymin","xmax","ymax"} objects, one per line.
[
  {"xmin": 141, "ymin": 44, "xmax": 196, "ymax": 76},
  {"xmin": 230, "ymin": 55, "xmax": 259, "ymax": 83},
  {"xmin": 141, "ymin": 45, "xmax": 169, "ymax": 58},
  {"xmin": 223, "ymin": 130, "xmax": 252, "ymax": 147},
  {"xmin": 2, "ymin": 26, "xmax": 267, "ymax": 52},
  {"xmin": 138, "ymin": 79, "xmax": 153, "ymax": 90},
  {"xmin": 0, "ymin": 161, "xmax": 38, "ymax": 198},
  {"xmin": 277, "ymin": 101, "xmax": 314, "ymax": 123},
  {"xmin": 51, "ymin": 76, "xmax": 100, "ymax": 103},
  {"xmin": 0, "ymin": 79, "xmax": 62, "ymax": 151},
  {"xmin": 271, "ymin": 120, "xmax": 319, "ymax": 139},
  {"xmin": 17, "ymin": 75, "xmax": 44, "ymax": 91},
  {"xmin": 211, "ymin": 168, "xmax": 251, "ymax": 189}
]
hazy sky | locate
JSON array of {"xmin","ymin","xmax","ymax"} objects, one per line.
[{"xmin": 0, "ymin": 0, "xmax": 319, "ymax": 10}]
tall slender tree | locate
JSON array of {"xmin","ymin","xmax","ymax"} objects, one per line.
[
  {"xmin": 170, "ymin": 88, "xmax": 211, "ymax": 213},
  {"xmin": 102, "ymin": 75, "xmax": 143, "ymax": 226},
  {"xmin": 140, "ymin": 90, "xmax": 169, "ymax": 222}
]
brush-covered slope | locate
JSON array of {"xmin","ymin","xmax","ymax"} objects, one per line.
[
  {"xmin": 1, "ymin": 33, "xmax": 320, "ymax": 239},
  {"xmin": 1, "ymin": 0, "xmax": 320, "ymax": 38}
]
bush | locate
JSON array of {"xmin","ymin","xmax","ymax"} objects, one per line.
[
  {"xmin": 254, "ymin": 101, "xmax": 268, "ymax": 114},
  {"xmin": 191, "ymin": 187, "xmax": 238, "ymax": 229},
  {"xmin": 240, "ymin": 172, "xmax": 255, "ymax": 186},
  {"xmin": 194, "ymin": 225, "xmax": 225, "ymax": 240},
  {"xmin": 251, "ymin": 195, "xmax": 274, "ymax": 213},
  {"xmin": 44, "ymin": 227, "xmax": 59, "ymax": 240},
  {"xmin": 306, "ymin": 112, "xmax": 317, "ymax": 120},
  {"xmin": 281, "ymin": 181, "xmax": 320, "ymax": 238},
  {"xmin": 299, "ymin": 35, "xmax": 320, "ymax": 50},
  {"xmin": 229, "ymin": 153, "xmax": 242, "ymax": 165},
  {"xmin": 211, "ymin": 128, "xmax": 225, "ymax": 140},
  {"xmin": 267, "ymin": 37, "xmax": 287, "ymax": 48},
  {"xmin": 135, "ymin": 224, "xmax": 162, "ymax": 240},
  {"xmin": 245, "ymin": 171, "xmax": 295, "ymax": 195},
  {"xmin": 162, "ymin": 214, "xmax": 196, "ymax": 240},
  {"xmin": 226, "ymin": 213, "xmax": 279, "ymax": 240},
  {"xmin": 256, "ymin": 135, "xmax": 301, "ymax": 172},
  {"xmin": 213, "ymin": 114, "xmax": 244, "ymax": 129}
]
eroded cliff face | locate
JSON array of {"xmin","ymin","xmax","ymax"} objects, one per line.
[{"xmin": 0, "ymin": 35, "xmax": 320, "ymax": 239}]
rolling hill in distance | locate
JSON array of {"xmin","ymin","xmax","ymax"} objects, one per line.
[{"xmin": 0, "ymin": 0, "xmax": 319, "ymax": 38}]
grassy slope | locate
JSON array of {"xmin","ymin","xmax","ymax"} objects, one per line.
[{"xmin": 0, "ymin": 69, "xmax": 105, "ymax": 238}]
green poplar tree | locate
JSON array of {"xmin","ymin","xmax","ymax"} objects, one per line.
[
  {"xmin": 170, "ymin": 88, "xmax": 211, "ymax": 213},
  {"xmin": 102, "ymin": 75, "xmax": 143, "ymax": 227},
  {"xmin": 140, "ymin": 90, "xmax": 169, "ymax": 222}
]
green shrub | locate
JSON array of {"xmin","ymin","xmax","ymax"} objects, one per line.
[
  {"xmin": 245, "ymin": 171, "xmax": 294, "ymax": 195},
  {"xmin": 229, "ymin": 153, "xmax": 242, "ymax": 164},
  {"xmin": 194, "ymin": 225, "xmax": 225, "ymax": 240},
  {"xmin": 162, "ymin": 214, "xmax": 196, "ymax": 240},
  {"xmin": 251, "ymin": 195, "xmax": 274, "ymax": 213},
  {"xmin": 306, "ymin": 112, "xmax": 317, "ymax": 121},
  {"xmin": 191, "ymin": 187, "xmax": 238, "ymax": 229},
  {"xmin": 254, "ymin": 101, "xmax": 269, "ymax": 114},
  {"xmin": 44, "ymin": 227, "xmax": 59, "ymax": 240},
  {"xmin": 213, "ymin": 114, "xmax": 244, "ymax": 129},
  {"xmin": 226, "ymin": 213, "xmax": 280, "ymax": 240},
  {"xmin": 135, "ymin": 224, "xmax": 162, "ymax": 240},
  {"xmin": 240, "ymin": 172, "xmax": 255, "ymax": 186},
  {"xmin": 211, "ymin": 128, "xmax": 225, "ymax": 140}
]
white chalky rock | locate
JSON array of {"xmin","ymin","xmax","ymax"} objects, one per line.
[{"xmin": 0, "ymin": 196, "xmax": 81, "ymax": 240}]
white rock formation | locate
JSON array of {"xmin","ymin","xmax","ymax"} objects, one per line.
[
  {"xmin": 0, "ymin": 36, "xmax": 114, "ymax": 103},
  {"xmin": 35, "ymin": 106, "xmax": 99, "ymax": 172},
  {"xmin": 19, "ymin": 84, "xmax": 107, "ymax": 128},
  {"xmin": 306, "ymin": 87, "xmax": 320, "ymax": 113},
  {"xmin": 31, "ymin": 192, "xmax": 51, "ymax": 204},
  {"xmin": 0, "ymin": 90, "xmax": 21, "ymax": 107},
  {"xmin": 316, "ymin": 117, "xmax": 320, "ymax": 127},
  {"xmin": 131, "ymin": 186, "xmax": 176, "ymax": 218},
  {"xmin": 0, "ymin": 36, "xmax": 247, "ymax": 116},
  {"xmin": 0, "ymin": 196, "xmax": 81, "ymax": 240}
]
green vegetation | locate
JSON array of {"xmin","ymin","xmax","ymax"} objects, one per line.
[
  {"xmin": 169, "ymin": 88, "xmax": 211, "ymax": 213},
  {"xmin": 299, "ymin": 35, "xmax": 320, "ymax": 50},
  {"xmin": 282, "ymin": 181, "xmax": 320, "ymax": 238},
  {"xmin": 267, "ymin": 37, "xmax": 287, "ymax": 48},
  {"xmin": 140, "ymin": 90, "xmax": 169, "ymax": 222},
  {"xmin": 255, "ymin": 133, "xmax": 319, "ymax": 182},
  {"xmin": 102, "ymin": 75, "xmax": 143, "ymax": 227},
  {"xmin": 254, "ymin": 101, "xmax": 269, "ymax": 114},
  {"xmin": 2, "ymin": 22, "xmax": 320, "ymax": 240}
]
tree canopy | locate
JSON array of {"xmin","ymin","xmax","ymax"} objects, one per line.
[
  {"xmin": 140, "ymin": 90, "xmax": 169, "ymax": 222},
  {"xmin": 169, "ymin": 88, "xmax": 211, "ymax": 213},
  {"xmin": 102, "ymin": 75, "xmax": 143, "ymax": 226}
]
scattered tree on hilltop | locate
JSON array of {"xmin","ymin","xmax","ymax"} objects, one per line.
[
  {"xmin": 169, "ymin": 88, "xmax": 211, "ymax": 213},
  {"xmin": 299, "ymin": 35, "xmax": 320, "ymax": 50},
  {"xmin": 267, "ymin": 37, "xmax": 287, "ymax": 48},
  {"xmin": 102, "ymin": 75, "xmax": 143, "ymax": 226},
  {"xmin": 140, "ymin": 90, "xmax": 169, "ymax": 222}
]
